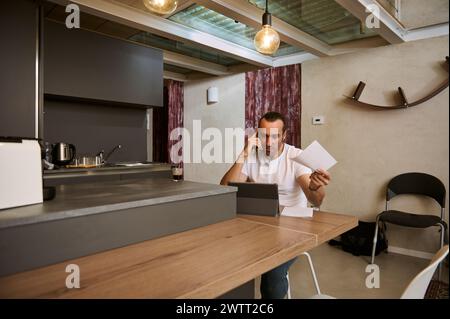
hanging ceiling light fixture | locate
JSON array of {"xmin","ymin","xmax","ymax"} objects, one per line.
[
  {"xmin": 254, "ymin": 0, "xmax": 280, "ymax": 55},
  {"xmin": 143, "ymin": 0, "xmax": 178, "ymax": 16}
]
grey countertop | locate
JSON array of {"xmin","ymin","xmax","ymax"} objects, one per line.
[
  {"xmin": 43, "ymin": 162, "xmax": 171, "ymax": 179},
  {"xmin": 0, "ymin": 179, "xmax": 237, "ymax": 229}
]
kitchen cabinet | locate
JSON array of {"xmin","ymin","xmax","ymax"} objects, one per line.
[
  {"xmin": 44, "ymin": 20, "xmax": 163, "ymax": 108},
  {"xmin": 43, "ymin": 174, "xmax": 120, "ymax": 187},
  {"xmin": 43, "ymin": 170, "xmax": 172, "ymax": 187},
  {"xmin": 0, "ymin": 0, "xmax": 38, "ymax": 138}
]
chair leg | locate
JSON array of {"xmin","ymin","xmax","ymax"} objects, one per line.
[
  {"xmin": 300, "ymin": 252, "xmax": 322, "ymax": 295},
  {"xmin": 286, "ymin": 273, "xmax": 292, "ymax": 299},
  {"xmin": 438, "ymin": 223, "xmax": 445, "ymax": 281},
  {"xmin": 371, "ymin": 216, "xmax": 380, "ymax": 264}
]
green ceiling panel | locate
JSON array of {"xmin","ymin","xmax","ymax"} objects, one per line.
[
  {"xmin": 169, "ymin": 4, "xmax": 303, "ymax": 56},
  {"xmin": 129, "ymin": 32, "xmax": 243, "ymax": 66},
  {"xmin": 169, "ymin": 4, "xmax": 259, "ymax": 50},
  {"xmin": 248, "ymin": 0, "xmax": 377, "ymax": 45},
  {"xmin": 164, "ymin": 64, "xmax": 193, "ymax": 74}
]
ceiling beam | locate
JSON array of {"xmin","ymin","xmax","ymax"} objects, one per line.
[
  {"xmin": 227, "ymin": 63, "xmax": 259, "ymax": 74},
  {"xmin": 194, "ymin": 0, "xmax": 331, "ymax": 57},
  {"xmin": 186, "ymin": 72, "xmax": 217, "ymax": 81},
  {"xmin": 403, "ymin": 23, "xmax": 449, "ymax": 42},
  {"xmin": 163, "ymin": 51, "xmax": 230, "ymax": 76},
  {"xmin": 328, "ymin": 36, "xmax": 389, "ymax": 56},
  {"xmin": 273, "ymin": 52, "xmax": 317, "ymax": 67},
  {"xmin": 48, "ymin": 0, "xmax": 273, "ymax": 67},
  {"xmin": 334, "ymin": 0, "xmax": 406, "ymax": 44},
  {"xmin": 163, "ymin": 71, "xmax": 188, "ymax": 82}
]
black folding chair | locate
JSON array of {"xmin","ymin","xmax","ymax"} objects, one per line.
[{"xmin": 371, "ymin": 173, "xmax": 447, "ymax": 279}]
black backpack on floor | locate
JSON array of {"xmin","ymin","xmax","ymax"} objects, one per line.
[{"xmin": 329, "ymin": 221, "xmax": 388, "ymax": 256}]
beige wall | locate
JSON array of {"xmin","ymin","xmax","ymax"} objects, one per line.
[
  {"xmin": 183, "ymin": 74, "xmax": 245, "ymax": 184},
  {"xmin": 301, "ymin": 36, "xmax": 449, "ymax": 253}
]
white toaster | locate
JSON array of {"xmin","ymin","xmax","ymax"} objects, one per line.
[{"xmin": 0, "ymin": 138, "xmax": 43, "ymax": 210}]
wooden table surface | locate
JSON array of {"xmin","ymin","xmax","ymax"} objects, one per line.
[{"xmin": 0, "ymin": 211, "xmax": 357, "ymax": 299}]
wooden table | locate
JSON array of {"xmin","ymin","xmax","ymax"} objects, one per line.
[{"xmin": 0, "ymin": 211, "xmax": 357, "ymax": 299}]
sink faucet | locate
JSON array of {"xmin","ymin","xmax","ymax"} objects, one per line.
[{"xmin": 98, "ymin": 144, "xmax": 122, "ymax": 164}]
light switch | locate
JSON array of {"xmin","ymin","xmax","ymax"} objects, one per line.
[{"xmin": 312, "ymin": 116, "xmax": 325, "ymax": 125}]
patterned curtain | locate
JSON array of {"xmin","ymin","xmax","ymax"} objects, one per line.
[
  {"xmin": 167, "ymin": 80, "xmax": 184, "ymax": 165},
  {"xmin": 245, "ymin": 64, "xmax": 301, "ymax": 148},
  {"xmin": 153, "ymin": 80, "xmax": 184, "ymax": 164}
]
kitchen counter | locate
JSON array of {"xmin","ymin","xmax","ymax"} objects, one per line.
[
  {"xmin": 0, "ymin": 179, "xmax": 237, "ymax": 276},
  {"xmin": 0, "ymin": 178, "xmax": 236, "ymax": 229}
]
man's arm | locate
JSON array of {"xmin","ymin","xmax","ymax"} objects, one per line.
[
  {"xmin": 220, "ymin": 155, "xmax": 248, "ymax": 185},
  {"xmin": 220, "ymin": 133, "xmax": 261, "ymax": 185},
  {"xmin": 297, "ymin": 169, "xmax": 331, "ymax": 207}
]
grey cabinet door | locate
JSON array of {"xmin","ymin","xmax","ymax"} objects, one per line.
[
  {"xmin": 0, "ymin": 0, "xmax": 37, "ymax": 138},
  {"xmin": 44, "ymin": 20, "xmax": 163, "ymax": 108}
]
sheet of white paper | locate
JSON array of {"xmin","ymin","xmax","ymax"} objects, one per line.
[
  {"xmin": 291, "ymin": 140, "xmax": 337, "ymax": 171},
  {"xmin": 281, "ymin": 205, "xmax": 314, "ymax": 218}
]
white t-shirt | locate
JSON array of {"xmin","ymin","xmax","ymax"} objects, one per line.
[{"xmin": 241, "ymin": 144, "xmax": 312, "ymax": 207}]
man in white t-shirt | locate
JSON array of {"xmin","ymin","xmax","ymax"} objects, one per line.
[{"xmin": 220, "ymin": 112, "xmax": 331, "ymax": 299}]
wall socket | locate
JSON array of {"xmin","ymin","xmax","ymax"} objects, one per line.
[{"xmin": 312, "ymin": 116, "xmax": 325, "ymax": 125}]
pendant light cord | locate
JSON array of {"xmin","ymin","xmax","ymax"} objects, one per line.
[{"xmin": 262, "ymin": 0, "xmax": 271, "ymax": 26}]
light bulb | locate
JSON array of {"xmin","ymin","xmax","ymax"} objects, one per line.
[
  {"xmin": 254, "ymin": 25, "xmax": 280, "ymax": 55},
  {"xmin": 143, "ymin": 0, "xmax": 178, "ymax": 15}
]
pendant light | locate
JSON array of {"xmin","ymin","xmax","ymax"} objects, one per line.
[
  {"xmin": 254, "ymin": 0, "xmax": 280, "ymax": 55},
  {"xmin": 143, "ymin": 0, "xmax": 178, "ymax": 16}
]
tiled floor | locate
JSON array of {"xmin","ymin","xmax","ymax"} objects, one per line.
[{"xmin": 255, "ymin": 244, "xmax": 449, "ymax": 299}]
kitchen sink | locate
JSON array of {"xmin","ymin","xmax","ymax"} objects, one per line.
[{"xmin": 103, "ymin": 161, "xmax": 155, "ymax": 167}]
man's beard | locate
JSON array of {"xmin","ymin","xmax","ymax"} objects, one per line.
[{"xmin": 264, "ymin": 144, "xmax": 283, "ymax": 159}]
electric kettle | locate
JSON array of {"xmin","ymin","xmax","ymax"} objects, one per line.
[{"xmin": 52, "ymin": 142, "xmax": 76, "ymax": 166}]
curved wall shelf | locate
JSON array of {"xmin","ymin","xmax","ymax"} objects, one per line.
[{"xmin": 344, "ymin": 57, "xmax": 449, "ymax": 110}]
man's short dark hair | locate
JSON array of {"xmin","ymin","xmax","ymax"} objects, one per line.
[{"xmin": 259, "ymin": 112, "xmax": 287, "ymax": 132}]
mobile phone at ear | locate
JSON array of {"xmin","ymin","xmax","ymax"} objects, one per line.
[{"xmin": 255, "ymin": 131, "xmax": 259, "ymax": 151}]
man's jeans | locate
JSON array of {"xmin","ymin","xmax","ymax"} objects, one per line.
[{"xmin": 260, "ymin": 258, "xmax": 297, "ymax": 299}]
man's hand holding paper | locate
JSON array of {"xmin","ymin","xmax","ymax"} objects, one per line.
[
  {"xmin": 291, "ymin": 140, "xmax": 337, "ymax": 193},
  {"xmin": 290, "ymin": 140, "xmax": 337, "ymax": 171}
]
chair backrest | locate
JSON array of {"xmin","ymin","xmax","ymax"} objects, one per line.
[
  {"xmin": 387, "ymin": 173, "xmax": 446, "ymax": 208},
  {"xmin": 400, "ymin": 245, "xmax": 449, "ymax": 299}
]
